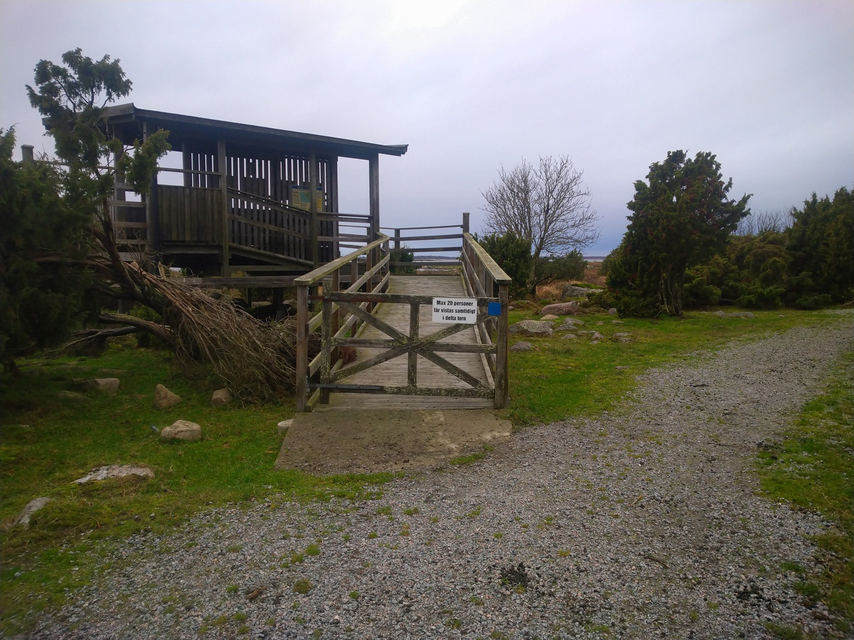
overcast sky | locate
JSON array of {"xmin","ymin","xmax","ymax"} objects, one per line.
[{"xmin": 1, "ymin": 0, "xmax": 852, "ymax": 255}]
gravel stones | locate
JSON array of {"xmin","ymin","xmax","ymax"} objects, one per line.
[{"xmin": 29, "ymin": 312, "xmax": 854, "ymax": 640}]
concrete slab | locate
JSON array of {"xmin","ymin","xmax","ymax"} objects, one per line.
[{"xmin": 274, "ymin": 409, "xmax": 512, "ymax": 475}]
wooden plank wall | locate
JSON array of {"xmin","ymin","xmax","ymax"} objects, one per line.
[
  {"xmin": 158, "ymin": 186, "xmax": 223, "ymax": 243},
  {"xmin": 225, "ymin": 150, "xmax": 334, "ymax": 262},
  {"xmin": 169, "ymin": 143, "xmax": 338, "ymax": 264}
]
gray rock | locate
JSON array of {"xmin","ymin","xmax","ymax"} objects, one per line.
[
  {"xmin": 540, "ymin": 301, "xmax": 579, "ymax": 316},
  {"xmin": 560, "ymin": 284, "xmax": 592, "ymax": 299},
  {"xmin": 160, "ymin": 420, "xmax": 202, "ymax": 442},
  {"xmin": 58, "ymin": 390, "xmax": 89, "ymax": 402},
  {"xmin": 557, "ymin": 317, "xmax": 585, "ymax": 330},
  {"xmin": 608, "ymin": 308, "xmax": 618, "ymax": 315},
  {"xmin": 14, "ymin": 497, "xmax": 52, "ymax": 527},
  {"xmin": 612, "ymin": 320, "xmax": 625, "ymax": 324},
  {"xmin": 714, "ymin": 311, "xmax": 755, "ymax": 319},
  {"xmin": 578, "ymin": 330, "xmax": 604, "ymax": 341},
  {"xmin": 73, "ymin": 465, "xmax": 154, "ymax": 484},
  {"xmin": 540, "ymin": 314, "xmax": 559, "ymax": 321},
  {"xmin": 561, "ymin": 333, "xmax": 578, "ymax": 340},
  {"xmin": 153, "ymin": 384, "xmax": 182, "ymax": 410},
  {"xmin": 88, "ymin": 378, "xmax": 120, "ymax": 394},
  {"xmin": 211, "ymin": 388, "xmax": 233, "ymax": 406},
  {"xmin": 613, "ymin": 333, "xmax": 632, "ymax": 338},
  {"xmin": 510, "ymin": 341, "xmax": 536, "ymax": 352},
  {"xmin": 509, "ymin": 320, "xmax": 554, "ymax": 338}
]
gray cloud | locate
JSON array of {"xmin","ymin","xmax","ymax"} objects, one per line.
[{"xmin": 2, "ymin": 0, "xmax": 851, "ymax": 254}]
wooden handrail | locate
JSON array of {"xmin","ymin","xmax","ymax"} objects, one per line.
[
  {"xmin": 463, "ymin": 232, "xmax": 512, "ymax": 285},
  {"xmin": 295, "ymin": 233, "xmax": 390, "ymax": 286}
]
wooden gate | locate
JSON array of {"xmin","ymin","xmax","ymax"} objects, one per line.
[{"xmin": 294, "ymin": 215, "xmax": 511, "ymax": 411}]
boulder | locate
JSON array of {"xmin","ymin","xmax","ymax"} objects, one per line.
[
  {"xmin": 73, "ymin": 465, "xmax": 154, "ymax": 484},
  {"xmin": 540, "ymin": 314, "xmax": 559, "ymax": 321},
  {"xmin": 560, "ymin": 284, "xmax": 592, "ymax": 299},
  {"xmin": 87, "ymin": 378, "xmax": 120, "ymax": 394},
  {"xmin": 540, "ymin": 301, "xmax": 579, "ymax": 316},
  {"xmin": 608, "ymin": 308, "xmax": 618, "ymax": 316},
  {"xmin": 510, "ymin": 341, "xmax": 536, "ymax": 352},
  {"xmin": 13, "ymin": 497, "xmax": 52, "ymax": 528},
  {"xmin": 211, "ymin": 388, "xmax": 233, "ymax": 406},
  {"xmin": 153, "ymin": 384, "xmax": 182, "ymax": 410},
  {"xmin": 557, "ymin": 317, "xmax": 585, "ymax": 330},
  {"xmin": 509, "ymin": 320, "xmax": 554, "ymax": 338},
  {"xmin": 160, "ymin": 420, "xmax": 202, "ymax": 442},
  {"xmin": 579, "ymin": 331, "xmax": 604, "ymax": 341}
]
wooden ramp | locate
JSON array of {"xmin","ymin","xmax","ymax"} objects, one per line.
[{"xmin": 315, "ymin": 274, "xmax": 493, "ymax": 410}]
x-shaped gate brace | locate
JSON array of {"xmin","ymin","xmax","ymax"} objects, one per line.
[{"xmin": 311, "ymin": 291, "xmax": 499, "ymax": 398}]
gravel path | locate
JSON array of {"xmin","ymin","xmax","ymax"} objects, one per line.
[{"xmin": 29, "ymin": 314, "xmax": 854, "ymax": 640}]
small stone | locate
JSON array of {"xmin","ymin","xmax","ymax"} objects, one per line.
[
  {"xmin": 561, "ymin": 333, "xmax": 578, "ymax": 340},
  {"xmin": 615, "ymin": 366, "xmax": 630, "ymax": 370},
  {"xmin": 58, "ymin": 390, "xmax": 89, "ymax": 402},
  {"xmin": 160, "ymin": 420, "xmax": 202, "ymax": 442},
  {"xmin": 511, "ymin": 341, "xmax": 536, "ymax": 352},
  {"xmin": 278, "ymin": 419, "xmax": 294, "ymax": 436},
  {"xmin": 73, "ymin": 465, "xmax": 154, "ymax": 484},
  {"xmin": 608, "ymin": 308, "xmax": 618, "ymax": 315},
  {"xmin": 13, "ymin": 497, "xmax": 52, "ymax": 527},
  {"xmin": 153, "ymin": 384, "xmax": 182, "ymax": 410},
  {"xmin": 611, "ymin": 320, "xmax": 624, "ymax": 324},
  {"xmin": 540, "ymin": 314, "xmax": 559, "ymax": 321},
  {"xmin": 211, "ymin": 388, "xmax": 233, "ymax": 406}
]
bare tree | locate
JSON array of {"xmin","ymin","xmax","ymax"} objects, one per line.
[
  {"xmin": 736, "ymin": 209, "xmax": 794, "ymax": 236},
  {"xmin": 481, "ymin": 156, "xmax": 600, "ymax": 272}
]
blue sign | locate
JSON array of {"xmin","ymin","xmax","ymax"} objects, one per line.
[{"xmin": 487, "ymin": 302, "xmax": 502, "ymax": 316}]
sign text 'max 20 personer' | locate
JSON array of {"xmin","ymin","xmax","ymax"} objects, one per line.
[{"xmin": 432, "ymin": 298, "xmax": 477, "ymax": 324}]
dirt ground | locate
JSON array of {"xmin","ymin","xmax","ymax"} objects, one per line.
[{"xmin": 274, "ymin": 409, "xmax": 513, "ymax": 475}]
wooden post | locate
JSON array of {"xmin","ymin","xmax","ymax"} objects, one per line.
[
  {"xmin": 217, "ymin": 139, "xmax": 230, "ymax": 277},
  {"xmin": 368, "ymin": 152, "xmax": 380, "ymax": 237},
  {"xmin": 393, "ymin": 227, "xmax": 400, "ymax": 274},
  {"xmin": 494, "ymin": 283, "xmax": 509, "ymax": 409},
  {"xmin": 320, "ymin": 276, "xmax": 332, "ymax": 404},
  {"xmin": 295, "ymin": 284, "xmax": 309, "ymax": 412},
  {"xmin": 310, "ymin": 151, "xmax": 319, "ymax": 267},
  {"xmin": 21, "ymin": 145, "xmax": 34, "ymax": 164},
  {"xmin": 330, "ymin": 156, "xmax": 340, "ymax": 259},
  {"xmin": 462, "ymin": 211, "xmax": 470, "ymax": 234},
  {"xmin": 407, "ymin": 302, "xmax": 419, "ymax": 388}
]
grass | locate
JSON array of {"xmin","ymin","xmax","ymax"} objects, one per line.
[
  {"xmin": 757, "ymin": 350, "xmax": 854, "ymax": 636},
  {"xmin": 0, "ymin": 342, "xmax": 392, "ymax": 636},
  {"xmin": 0, "ymin": 307, "xmax": 848, "ymax": 635},
  {"xmin": 504, "ymin": 306, "xmax": 841, "ymax": 426}
]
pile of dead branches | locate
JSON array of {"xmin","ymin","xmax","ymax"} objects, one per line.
[{"xmin": 77, "ymin": 216, "xmax": 298, "ymax": 402}]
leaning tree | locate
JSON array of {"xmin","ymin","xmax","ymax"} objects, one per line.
[
  {"xmin": 607, "ymin": 150, "xmax": 750, "ymax": 316},
  {"xmin": 19, "ymin": 49, "xmax": 297, "ymax": 400}
]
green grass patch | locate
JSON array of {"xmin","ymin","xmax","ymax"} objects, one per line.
[
  {"xmin": 0, "ymin": 345, "xmax": 392, "ymax": 636},
  {"xmin": 757, "ymin": 350, "xmax": 854, "ymax": 634},
  {"xmin": 505, "ymin": 307, "xmax": 841, "ymax": 426}
]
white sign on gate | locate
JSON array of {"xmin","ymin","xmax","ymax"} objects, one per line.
[{"xmin": 432, "ymin": 297, "xmax": 477, "ymax": 324}]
